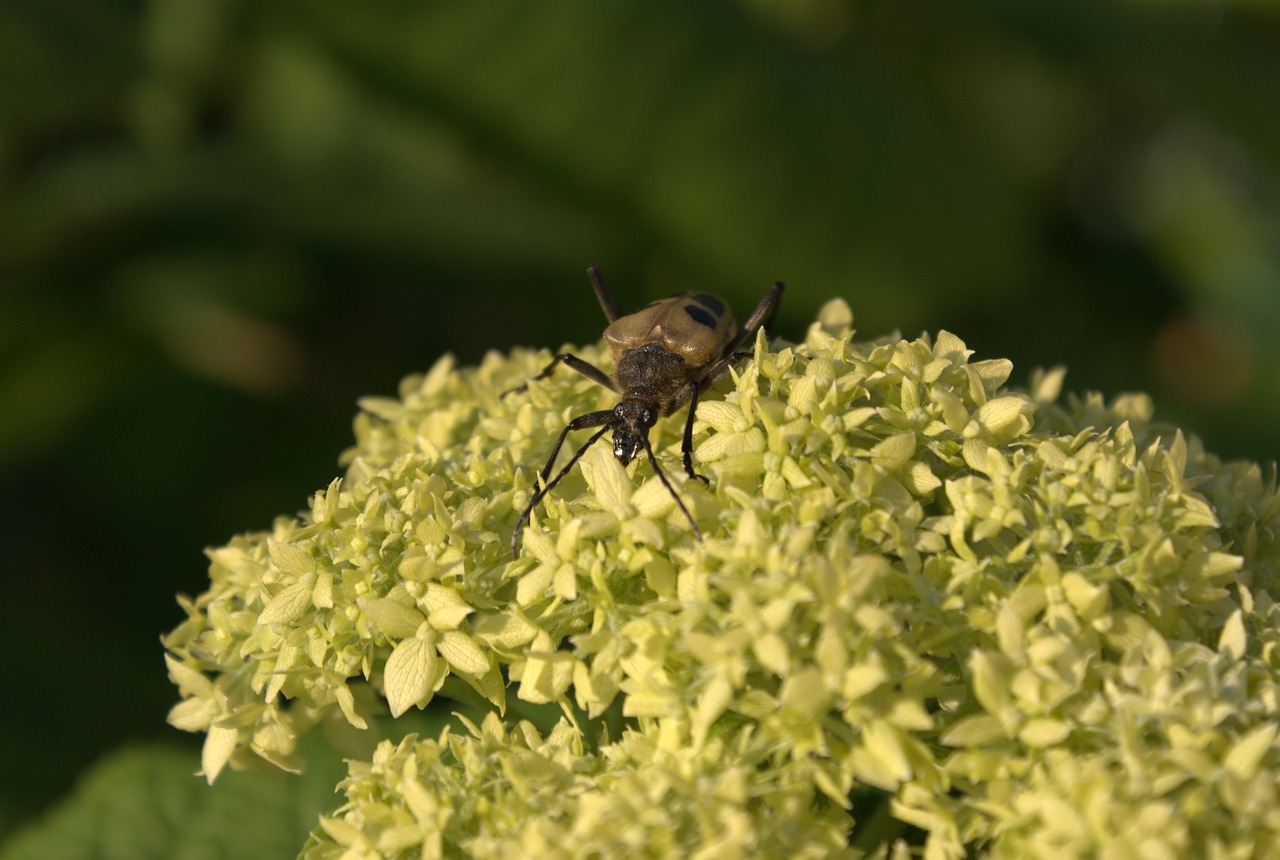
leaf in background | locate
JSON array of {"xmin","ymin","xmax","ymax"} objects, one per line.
[
  {"xmin": 0, "ymin": 741, "xmax": 344, "ymax": 860},
  {"xmin": 297, "ymin": 0, "xmax": 1023, "ymax": 318}
]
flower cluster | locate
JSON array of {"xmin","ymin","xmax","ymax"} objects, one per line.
[
  {"xmin": 164, "ymin": 299, "xmax": 1280, "ymax": 858},
  {"xmin": 302, "ymin": 713, "xmax": 853, "ymax": 860}
]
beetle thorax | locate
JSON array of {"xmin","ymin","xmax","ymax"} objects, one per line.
[{"xmin": 613, "ymin": 344, "xmax": 693, "ymax": 409}]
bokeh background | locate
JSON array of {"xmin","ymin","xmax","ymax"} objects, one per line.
[{"xmin": 3, "ymin": 0, "xmax": 1278, "ymax": 844}]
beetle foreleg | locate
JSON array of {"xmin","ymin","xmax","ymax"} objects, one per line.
[
  {"xmin": 503, "ymin": 353, "xmax": 616, "ymax": 398},
  {"xmin": 641, "ymin": 434, "xmax": 703, "ymax": 543},
  {"xmin": 534, "ymin": 409, "xmax": 614, "ymax": 485},
  {"xmin": 512, "ymin": 420, "xmax": 612, "ymax": 559},
  {"xmin": 676, "ymin": 383, "xmax": 710, "ymax": 484}
]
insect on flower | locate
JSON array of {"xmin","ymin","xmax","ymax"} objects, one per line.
[{"xmin": 506, "ymin": 264, "xmax": 784, "ymax": 558}]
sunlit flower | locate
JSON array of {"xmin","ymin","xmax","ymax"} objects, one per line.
[{"xmin": 165, "ymin": 299, "xmax": 1280, "ymax": 858}]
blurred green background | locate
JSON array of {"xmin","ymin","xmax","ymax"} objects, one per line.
[{"xmin": 2, "ymin": 0, "xmax": 1278, "ymax": 844}]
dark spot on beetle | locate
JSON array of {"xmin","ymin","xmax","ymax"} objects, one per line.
[
  {"xmin": 683, "ymin": 304, "xmax": 716, "ymax": 328},
  {"xmin": 690, "ymin": 293, "xmax": 726, "ymax": 316}
]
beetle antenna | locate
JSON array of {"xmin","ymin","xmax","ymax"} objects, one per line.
[
  {"xmin": 642, "ymin": 435, "xmax": 703, "ymax": 543},
  {"xmin": 511, "ymin": 424, "xmax": 612, "ymax": 559},
  {"xmin": 586, "ymin": 263, "xmax": 622, "ymax": 323}
]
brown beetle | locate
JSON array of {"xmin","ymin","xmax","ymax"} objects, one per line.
[{"xmin": 506, "ymin": 264, "xmax": 784, "ymax": 558}]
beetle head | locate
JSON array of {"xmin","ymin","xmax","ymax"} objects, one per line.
[{"xmin": 611, "ymin": 399, "xmax": 657, "ymax": 465}]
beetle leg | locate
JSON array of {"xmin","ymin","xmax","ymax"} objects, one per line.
[
  {"xmin": 694, "ymin": 281, "xmax": 785, "ymax": 390},
  {"xmin": 533, "ymin": 409, "xmax": 615, "ymax": 485},
  {"xmin": 512, "ymin": 420, "xmax": 612, "ymax": 559},
  {"xmin": 641, "ymin": 433, "xmax": 703, "ymax": 543},
  {"xmin": 675, "ymin": 382, "xmax": 710, "ymax": 484},
  {"xmin": 587, "ymin": 263, "xmax": 623, "ymax": 323},
  {"xmin": 735, "ymin": 281, "xmax": 785, "ymax": 347},
  {"xmin": 503, "ymin": 353, "xmax": 617, "ymax": 398},
  {"xmin": 694, "ymin": 352, "xmax": 748, "ymax": 392}
]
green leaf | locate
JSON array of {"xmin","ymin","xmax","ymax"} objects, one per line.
[{"xmin": 0, "ymin": 743, "xmax": 343, "ymax": 860}]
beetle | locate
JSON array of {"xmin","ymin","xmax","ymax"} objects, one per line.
[{"xmin": 506, "ymin": 264, "xmax": 784, "ymax": 558}]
